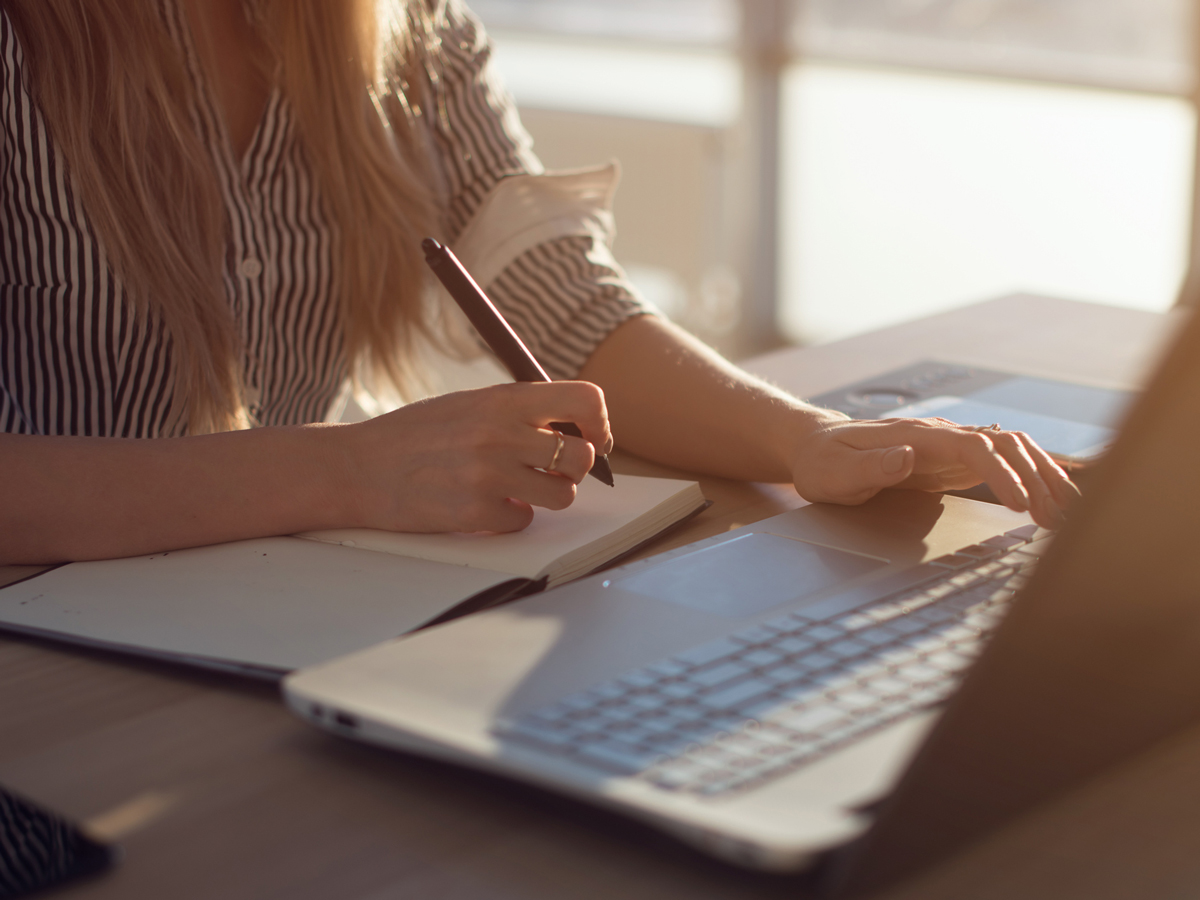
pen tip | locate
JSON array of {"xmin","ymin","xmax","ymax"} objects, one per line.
[{"xmin": 590, "ymin": 455, "xmax": 615, "ymax": 487}]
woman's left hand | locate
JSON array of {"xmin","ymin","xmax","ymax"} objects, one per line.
[{"xmin": 788, "ymin": 412, "xmax": 1081, "ymax": 530}]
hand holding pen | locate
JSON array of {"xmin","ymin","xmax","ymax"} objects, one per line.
[{"xmin": 422, "ymin": 238, "xmax": 616, "ymax": 487}]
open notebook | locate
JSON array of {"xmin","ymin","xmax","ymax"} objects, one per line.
[
  {"xmin": 0, "ymin": 475, "xmax": 706, "ymax": 678},
  {"xmin": 299, "ymin": 474, "xmax": 706, "ymax": 590}
]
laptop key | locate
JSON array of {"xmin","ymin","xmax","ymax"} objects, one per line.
[
  {"xmin": 742, "ymin": 648, "xmax": 786, "ymax": 668},
  {"xmin": 619, "ymin": 671, "xmax": 661, "ymax": 690},
  {"xmin": 649, "ymin": 761, "xmax": 717, "ymax": 790},
  {"xmin": 828, "ymin": 689, "xmax": 878, "ymax": 712},
  {"xmin": 857, "ymin": 627, "xmax": 900, "ymax": 647},
  {"xmin": 805, "ymin": 624, "xmax": 846, "ymax": 642},
  {"xmin": 499, "ymin": 529, "xmax": 1027, "ymax": 795},
  {"xmin": 701, "ymin": 678, "xmax": 777, "ymax": 711},
  {"xmin": 862, "ymin": 675, "xmax": 912, "ymax": 697},
  {"xmin": 884, "ymin": 615, "xmax": 927, "ymax": 637},
  {"xmin": 734, "ymin": 624, "xmax": 786, "ymax": 645},
  {"xmin": 674, "ymin": 638, "xmax": 745, "ymax": 669},
  {"xmin": 535, "ymin": 703, "xmax": 580, "ymax": 722},
  {"xmin": 689, "ymin": 661, "xmax": 752, "ymax": 689},
  {"xmin": 589, "ymin": 682, "xmax": 629, "ymax": 702},
  {"xmin": 897, "ymin": 661, "xmax": 943, "ymax": 684},
  {"xmin": 774, "ymin": 636, "xmax": 816, "ymax": 655},
  {"xmin": 1005, "ymin": 523, "xmax": 1039, "ymax": 542},
  {"xmin": 660, "ymin": 680, "xmax": 703, "ymax": 700},
  {"xmin": 955, "ymin": 544, "xmax": 1001, "ymax": 559},
  {"xmin": 627, "ymin": 692, "xmax": 670, "ymax": 712},
  {"xmin": 558, "ymin": 693, "xmax": 601, "ymax": 712},
  {"xmin": 644, "ymin": 659, "xmax": 690, "ymax": 679},
  {"xmin": 923, "ymin": 650, "xmax": 971, "ymax": 673},
  {"xmin": 948, "ymin": 571, "xmax": 984, "ymax": 589},
  {"xmin": 798, "ymin": 650, "xmax": 841, "ymax": 670},
  {"xmin": 599, "ymin": 704, "xmax": 646, "ymax": 723},
  {"xmin": 763, "ymin": 663, "xmax": 812, "ymax": 685},
  {"xmin": 826, "ymin": 637, "xmax": 870, "ymax": 658},
  {"xmin": 575, "ymin": 741, "xmax": 664, "ymax": 774},
  {"xmin": 930, "ymin": 554, "xmax": 976, "ymax": 569},
  {"xmin": 983, "ymin": 533, "xmax": 1024, "ymax": 550},
  {"xmin": 938, "ymin": 623, "xmax": 979, "ymax": 644},
  {"xmin": 771, "ymin": 705, "xmax": 849, "ymax": 734}
]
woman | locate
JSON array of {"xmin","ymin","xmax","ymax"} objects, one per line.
[{"xmin": 0, "ymin": 0, "xmax": 1076, "ymax": 566}]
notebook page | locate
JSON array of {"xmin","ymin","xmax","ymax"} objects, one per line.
[
  {"xmin": 0, "ymin": 537, "xmax": 513, "ymax": 671},
  {"xmin": 299, "ymin": 474, "xmax": 699, "ymax": 580}
]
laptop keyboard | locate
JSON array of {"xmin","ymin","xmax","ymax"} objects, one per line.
[{"xmin": 497, "ymin": 525, "xmax": 1050, "ymax": 797}]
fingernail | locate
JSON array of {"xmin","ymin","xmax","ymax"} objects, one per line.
[{"xmin": 882, "ymin": 446, "xmax": 909, "ymax": 475}]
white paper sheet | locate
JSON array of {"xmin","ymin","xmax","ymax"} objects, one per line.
[
  {"xmin": 300, "ymin": 474, "xmax": 701, "ymax": 581},
  {"xmin": 0, "ymin": 537, "xmax": 512, "ymax": 672}
]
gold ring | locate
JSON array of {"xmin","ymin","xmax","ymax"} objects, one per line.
[{"xmin": 546, "ymin": 431, "xmax": 565, "ymax": 473}]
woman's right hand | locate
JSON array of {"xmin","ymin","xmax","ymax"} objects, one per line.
[{"xmin": 338, "ymin": 381, "xmax": 612, "ymax": 534}]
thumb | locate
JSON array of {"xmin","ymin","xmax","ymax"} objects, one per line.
[
  {"xmin": 875, "ymin": 445, "xmax": 914, "ymax": 485},
  {"xmin": 838, "ymin": 445, "xmax": 913, "ymax": 503},
  {"xmin": 800, "ymin": 443, "xmax": 914, "ymax": 505}
]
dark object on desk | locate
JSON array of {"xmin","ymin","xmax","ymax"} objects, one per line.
[
  {"xmin": 809, "ymin": 360, "xmax": 1134, "ymax": 466},
  {"xmin": 825, "ymin": 309, "xmax": 1200, "ymax": 894},
  {"xmin": 422, "ymin": 237, "xmax": 615, "ymax": 486},
  {"xmin": 0, "ymin": 786, "xmax": 116, "ymax": 898},
  {"xmin": 288, "ymin": 298, "xmax": 1200, "ymax": 895}
]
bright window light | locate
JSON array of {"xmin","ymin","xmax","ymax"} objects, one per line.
[{"xmin": 781, "ymin": 64, "xmax": 1195, "ymax": 343}]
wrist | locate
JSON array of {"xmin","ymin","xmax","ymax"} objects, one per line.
[
  {"xmin": 291, "ymin": 422, "xmax": 368, "ymax": 530},
  {"xmin": 770, "ymin": 402, "xmax": 850, "ymax": 478}
]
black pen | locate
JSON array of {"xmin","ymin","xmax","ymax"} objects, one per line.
[{"xmin": 421, "ymin": 238, "xmax": 615, "ymax": 487}]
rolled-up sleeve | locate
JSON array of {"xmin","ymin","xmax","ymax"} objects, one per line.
[{"xmin": 425, "ymin": 0, "xmax": 656, "ymax": 379}]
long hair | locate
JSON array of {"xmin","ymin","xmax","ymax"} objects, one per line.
[{"xmin": 3, "ymin": 0, "xmax": 444, "ymax": 433}]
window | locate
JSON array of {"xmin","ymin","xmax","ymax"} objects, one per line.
[{"xmin": 477, "ymin": 0, "xmax": 1197, "ymax": 348}]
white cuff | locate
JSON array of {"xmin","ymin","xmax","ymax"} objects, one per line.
[{"xmin": 451, "ymin": 163, "xmax": 621, "ymax": 289}]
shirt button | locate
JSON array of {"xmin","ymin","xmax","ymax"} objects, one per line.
[{"xmin": 238, "ymin": 257, "xmax": 263, "ymax": 279}]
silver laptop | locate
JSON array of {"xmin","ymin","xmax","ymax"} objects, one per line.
[{"xmin": 284, "ymin": 305, "xmax": 1200, "ymax": 894}]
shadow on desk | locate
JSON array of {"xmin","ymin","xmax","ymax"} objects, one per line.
[
  {"xmin": 0, "ymin": 296, "xmax": 1194, "ymax": 899},
  {"xmin": 9, "ymin": 619, "xmax": 1200, "ymax": 900}
]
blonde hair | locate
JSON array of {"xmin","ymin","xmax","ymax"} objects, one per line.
[{"xmin": 3, "ymin": 0, "xmax": 444, "ymax": 433}]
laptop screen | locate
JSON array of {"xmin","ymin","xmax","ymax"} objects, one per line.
[{"xmin": 834, "ymin": 303, "xmax": 1200, "ymax": 895}]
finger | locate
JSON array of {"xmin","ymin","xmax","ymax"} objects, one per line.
[
  {"xmin": 1014, "ymin": 432, "xmax": 1082, "ymax": 510},
  {"xmin": 987, "ymin": 431, "xmax": 1064, "ymax": 529},
  {"xmin": 456, "ymin": 459, "xmax": 581, "ymax": 528},
  {"xmin": 798, "ymin": 443, "xmax": 914, "ymax": 505},
  {"xmin": 954, "ymin": 432, "xmax": 1031, "ymax": 514},
  {"xmin": 458, "ymin": 496, "xmax": 536, "ymax": 534},
  {"xmin": 505, "ymin": 465, "xmax": 579, "ymax": 512},
  {"xmin": 507, "ymin": 381, "xmax": 611, "ymax": 454},
  {"xmin": 839, "ymin": 445, "xmax": 916, "ymax": 502},
  {"xmin": 461, "ymin": 459, "xmax": 580, "ymax": 522},
  {"xmin": 528, "ymin": 428, "xmax": 595, "ymax": 485}
]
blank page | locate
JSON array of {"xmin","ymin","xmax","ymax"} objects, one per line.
[
  {"xmin": 0, "ymin": 537, "xmax": 511, "ymax": 672},
  {"xmin": 300, "ymin": 475, "xmax": 701, "ymax": 581}
]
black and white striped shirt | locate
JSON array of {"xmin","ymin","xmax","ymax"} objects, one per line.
[{"xmin": 0, "ymin": 0, "xmax": 649, "ymax": 437}]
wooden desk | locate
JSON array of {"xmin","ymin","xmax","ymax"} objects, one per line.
[{"xmin": 0, "ymin": 294, "xmax": 1187, "ymax": 900}]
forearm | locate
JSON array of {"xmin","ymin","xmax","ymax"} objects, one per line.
[
  {"xmin": 0, "ymin": 427, "xmax": 353, "ymax": 565},
  {"xmin": 578, "ymin": 316, "xmax": 838, "ymax": 482},
  {"xmin": 0, "ymin": 380, "xmax": 614, "ymax": 565},
  {"xmin": 579, "ymin": 316, "xmax": 1077, "ymax": 529}
]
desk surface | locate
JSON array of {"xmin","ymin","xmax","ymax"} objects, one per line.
[{"xmin": 1, "ymin": 294, "xmax": 1191, "ymax": 900}]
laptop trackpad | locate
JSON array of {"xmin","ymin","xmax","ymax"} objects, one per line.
[{"xmin": 616, "ymin": 532, "xmax": 887, "ymax": 619}]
